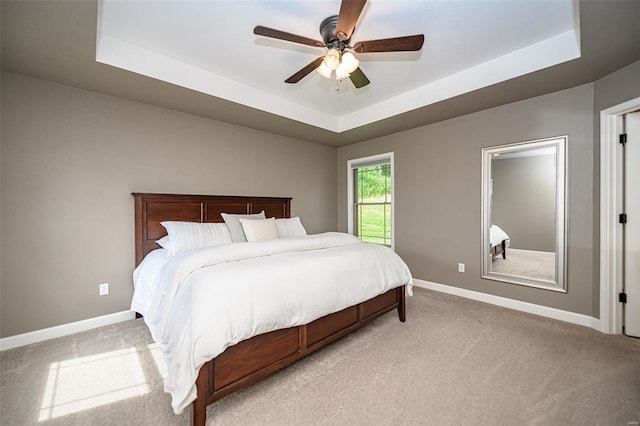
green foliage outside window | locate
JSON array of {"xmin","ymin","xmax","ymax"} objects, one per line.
[
  {"xmin": 357, "ymin": 164, "xmax": 391, "ymax": 201},
  {"xmin": 355, "ymin": 163, "xmax": 392, "ymax": 246}
]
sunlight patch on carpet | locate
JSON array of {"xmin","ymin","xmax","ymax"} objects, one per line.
[{"xmin": 38, "ymin": 347, "xmax": 149, "ymax": 421}]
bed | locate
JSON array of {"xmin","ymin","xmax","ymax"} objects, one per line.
[
  {"xmin": 132, "ymin": 193, "xmax": 412, "ymax": 425},
  {"xmin": 490, "ymin": 225, "xmax": 510, "ymax": 260}
]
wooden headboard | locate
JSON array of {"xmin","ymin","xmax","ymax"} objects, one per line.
[{"xmin": 133, "ymin": 193, "xmax": 291, "ymax": 266}]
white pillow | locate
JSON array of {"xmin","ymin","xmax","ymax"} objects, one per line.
[
  {"xmin": 156, "ymin": 235, "xmax": 171, "ymax": 249},
  {"xmin": 221, "ymin": 211, "xmax": 265, "ymax": 242},
  {"xmin": 239, "ymin": 218, "xmax": 279, "ymax": 242},
  {"xmin": 275, "ymin": 217, "xmax": 307, "ymax": 238},
  {"xmin": 160, "ymin": 221, "xmax": 232, "ymax": 256}
]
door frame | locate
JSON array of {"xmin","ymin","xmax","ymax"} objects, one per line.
[{"xmin": 599, "ymin": 96, "xmax": 640, "ymax": 334}]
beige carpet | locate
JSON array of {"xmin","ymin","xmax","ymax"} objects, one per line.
[
  {"xmin": 1, "ymin": 288, "xmax": 639, "ymax": 426},
  {"xmin": 491, "ymin": 249, "xmax": 556, "ymax": 281}
]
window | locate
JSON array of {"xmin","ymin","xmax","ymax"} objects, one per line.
[{"xmin": 347, "ymin": 153, "xmax": 393, "ymax": 248}]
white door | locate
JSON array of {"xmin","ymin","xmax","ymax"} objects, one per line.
[{"xmin": 624, "ymin": 111, "xmax": 640, "ymax": 337}]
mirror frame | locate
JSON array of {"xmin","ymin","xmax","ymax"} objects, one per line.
[{"xmin": 481, "ymin": 136, "xmax": 568, "ymax": 292}]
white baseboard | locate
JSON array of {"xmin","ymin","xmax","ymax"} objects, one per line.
[
  {"xmin": 413, "ymin": 279, "xmax": 601, "ymax": 331},
  {"xmin": 0, "ymin": 281, "xmax": 603, "ymax": 351},
  {"xmin": 0, "ymin": 310, "xmax": 136, "ymax": 352}
]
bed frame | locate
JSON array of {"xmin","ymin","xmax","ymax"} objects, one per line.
[
  {"xmin": 491, "ymin": 239, "xmax": 507, "ymax": 260},
  {"xmin": 133, "ymin": 193, "xmax": 406, "ymax": 426}
]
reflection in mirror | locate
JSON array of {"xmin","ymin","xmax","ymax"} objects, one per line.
[{"xmin": 482, "ymin": 136, "xmax": 567, "ymax": 292}]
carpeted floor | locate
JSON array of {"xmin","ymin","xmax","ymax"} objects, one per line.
[
  {"xmin": 1, "ymin": 288, "xmax": 639, "ymax": 425},
  {"xmin": 491, "ymin": 249, "xmax": 555, "ymax": 281}
]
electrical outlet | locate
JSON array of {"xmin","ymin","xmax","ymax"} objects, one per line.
[
  {"xmin": 99, "ymin": 283, "xmax": 110, "ymax": 296},
  {"xmin": 458, "ymin": 263, "xmax": 465, "ymax": 273}
]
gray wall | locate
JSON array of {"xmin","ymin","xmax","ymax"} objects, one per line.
[
  {"xmin": 0, "ymin": 72, "xmax": 337, "ymax": 338},
  {"xmin": 338, "ymin": 84, "xmax": 595, "ymax": 316},
  {"xmin": 2, "ymin": 59, "xmax": 638, "ymax": 338},
  {"xmin": 492, "ymin": 155, "xmax": 556, "ymax": 252}
]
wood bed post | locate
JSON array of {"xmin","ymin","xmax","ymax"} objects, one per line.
[
  {"xmin": 191, "ymin": 368, "xmax": 207, "ymax": 426},
  {"xmin": 397, "ymin": 286, "xmax": 406, "ymax": 322}
]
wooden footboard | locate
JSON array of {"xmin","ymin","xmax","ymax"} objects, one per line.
[{"xmin": 191, "ymin": 285, "xmax": 406, "ymax": 426}]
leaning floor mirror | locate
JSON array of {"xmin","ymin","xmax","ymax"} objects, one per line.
[{"xmin": 481, "ymin": 136, "xmax": 567, "ymax": 292}]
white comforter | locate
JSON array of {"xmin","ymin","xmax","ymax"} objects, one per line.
[
  {"xmin": 132, "ymin": 232, "xmax": 413, "ymax": 414},
  {"xmin": 490, "ymin": 225, "xmax": 510, "ymax": 247}
]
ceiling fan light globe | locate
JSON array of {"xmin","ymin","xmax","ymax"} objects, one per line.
[
  {"xmin": 324, "ymin": 48, "xmax": 340, "ymax": 71},
  {"xmin": 335, "ymin": 62, "xmax": 351, "ymax": 80},
  {"xmin": 341, "ymin": 51, "xmax": 359, "ymax": 73},
  {"xmin": 316, "ymin": 61, "xmax": 333, "ymax": 79}
]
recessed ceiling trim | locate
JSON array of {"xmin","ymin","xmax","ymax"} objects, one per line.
[
  {"xmin": 338, "ymin": 29, "xmax": 581, "ymax": 132},
  {"xmin": 96, "ymin": 34, "xmax": 340, "ymax": 132},
  {"xmin": 95, "ymin": 1, "xmax": 581, "ymax": 135}
]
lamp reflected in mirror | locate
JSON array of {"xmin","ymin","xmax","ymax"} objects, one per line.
[{"xmin": 481, "ymin": 136, "xmax": 567, "ymax": 292}]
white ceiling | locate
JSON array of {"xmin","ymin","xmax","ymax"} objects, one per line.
[{"xmin": 96, "ymin": 0, "xmax": 580, "ymax": 133}]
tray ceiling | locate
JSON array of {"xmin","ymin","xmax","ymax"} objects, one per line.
[{"xmin": 96, "ymin": 0, "xmax": 580, "ymax": 133}]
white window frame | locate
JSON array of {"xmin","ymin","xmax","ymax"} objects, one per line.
[{"xmin": 347, "ymin": 152, "xmax": 395, "ymax": 250}]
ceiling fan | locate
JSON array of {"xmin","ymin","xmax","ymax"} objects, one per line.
[{"xmin": 253, "ymin": 0, "xmax": 424, "ymax": 89}]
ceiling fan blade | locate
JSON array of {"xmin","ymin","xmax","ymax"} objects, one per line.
[
  {"xmin": 353, "ymin": 34, "xmax": 424, "ymax": 53},
  {"xmin": 335, "ymin": 0, "xmax": 367, "ymax": 41},
  {"xmin": 349, "ymin": 67, "xmax": 370, "ymax": 89},
  {"xmin": 285, "ymin": 57, "xmax": 325, "ymax": 83},
  {"xmin": 254, "ymin": 26, "xmax": 324, "ymax": 48}
]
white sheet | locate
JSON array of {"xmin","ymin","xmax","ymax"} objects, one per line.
[
  {"xmin": 130, "ymin": 248, "xmax": 170, "ymax": 317},
  {"xmin": 133, "ymin": 232, "xmax": 413, "ymax": 414},
  {"xmin": 490, "ymin": 225, "xmax": 510, "ymax": 247}
]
